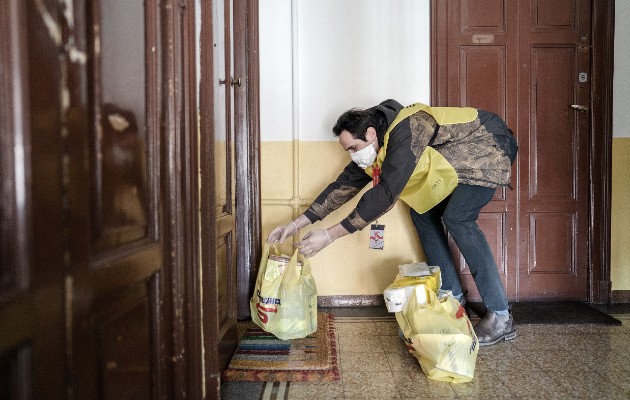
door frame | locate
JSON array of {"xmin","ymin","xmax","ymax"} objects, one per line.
[
  {"xmin": 233, "ymin": 0, "xmax": 262, "ymax": 320},
  {"xmin": 430, "ymin": 0, "xmax": 615, "ymax": 303}
]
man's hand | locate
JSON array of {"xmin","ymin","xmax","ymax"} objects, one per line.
[
  {"xmin": 297, "ymin": 229, "xmax": 333, "ymax": 258},
  {"xmin": 267, "ymin": 222, "xmax": 298, "ymax": 244}
]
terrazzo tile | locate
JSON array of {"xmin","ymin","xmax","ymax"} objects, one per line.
[
  {"xmin": 342, "ymin": 371, "xmax": 400, "ymax": 399},
  {"xmin": 477, "ymin": 341, "xmax": 523, "ymax": 357},
  {"xmin": 510, "ymin": 332, "xmax": 575, "ymax": 352},
  {"xmin": 222, "ymin": 309, "xmax": 630, "ymax": 400},
  {"xmin": 335, "ymin": 321, "xmax": 384, "ymax": 336},
  {"xmin": 371, "ymin": 320, "xmax": 401, "ymax": 336},
  {"xmin": 380, "ymin": 335, "xmax": 411, "ymax": 355},
  {"xmin": 389, "ymin": 370, "xmax": 459, "ymax": 399},
  {"xmin": 449, "ymin": 369, "xmax": 513, "ymax": 398},
  {"xmin": 471, "ymin": 359, "xmax": 493, "ymax": 373},
  {"xmin": 337, "ymin": 333, "xmax": 386, "ymax": 353},
  {"xmin": 553, "ymin": 370, "xmax": 630, "ymax": 399},
  {"xmin": 528, "ymin": 349, "xmax": 598, "ymax": 372},
  {"xmin": 340, "ymin": 351, "xmax": 392, "ymax": 372},
  {"xmin": 383, "ymin": 349, "xmax": 424, "ymax": 372},
  {"xmin": 596, "ymin": 369, "xmax": 630, "ymax": 391},
  {"xmin": 485, "ymin": 353, "xmax": 540, "ymax": 373},
  {"xmin": 286, "ymin": 381, "xmax": 344, "ymax": 399},
  {"xmin": 496, "ymin": 369, "xmax": 566, "ymax": 398}
]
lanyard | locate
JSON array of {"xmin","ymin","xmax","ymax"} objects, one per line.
[{"xmin": 372, "ymin": 163, "xmax": 381, "ymax": 187}]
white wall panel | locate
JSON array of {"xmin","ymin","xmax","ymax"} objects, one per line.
[
  {"xmin": 260, "ymin": 0, "xmax": 294, "ymax": 141},
  {"xmin": 614, "ymin": 0, "xmax": 630, "ymax": 138},
  {"xmin": 260, "ymin": 0, "xmax": 430, "ymax": 142}
]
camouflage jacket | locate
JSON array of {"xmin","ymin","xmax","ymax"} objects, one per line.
[{"xmin": 303, "ymin": 99, "xmax": 516, "ymax": 233}]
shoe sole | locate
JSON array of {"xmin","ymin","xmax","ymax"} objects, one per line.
[{"xmin": 478, "ymin": 330, "xmax": 517, "ymax": 346}]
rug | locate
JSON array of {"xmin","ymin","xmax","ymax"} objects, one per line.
[
  {"xmin": 510, "ymin": 301, "xmax": 622, "ymax": 325},
  {"xmin": 222, "ymin": 312, "xmax": 340, "ymax": 382}
]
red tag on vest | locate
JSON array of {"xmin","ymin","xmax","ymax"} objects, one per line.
[{"xmin": 372, "ymin": 164, "xmax": 380, "ymax": 187}]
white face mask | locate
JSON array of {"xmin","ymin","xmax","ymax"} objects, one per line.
[{"xmin": 350, "ymin": 140, "xmax": 377, "ymax": 169}]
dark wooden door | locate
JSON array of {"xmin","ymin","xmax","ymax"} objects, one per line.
[
  {"xmin": 436, "ymin": 0, "xmax": 520, "ymax": 302},
  {"xmin": 0, "ymin": 1, "xmax": 66, "ymax": 398},
  {"xmin": 198, "ymin": 0, "xmax": 239, "ymax": 396},
  {"xmin": 433, "ymin": 0, "xmax": 591, "ymax": 301},
  {"xmin": 516, "ymin": 0, "xmax": 591, "ymax": 299},
  {"xmin": 2, "ymin": 0, "xmax": 216, "ymax": 398},
  {"xmin": 210, "ymin": 0, "xmax": 239, "ymax": 372},
  {"xmin": 1, "ymin": 0, "xmax": 182, "ymax": 398},
  {"xmin": 70, "ymin": 0, "xmax": 167, "ymax": 398}
]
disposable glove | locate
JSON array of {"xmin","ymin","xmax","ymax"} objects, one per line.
[
  {"xmin": 267, "ymin": 221, "xmax": 299, "ymax": 244},
  {"xmin": 297, "ymin": 229, "xmax": 333, "ymax": 258}
]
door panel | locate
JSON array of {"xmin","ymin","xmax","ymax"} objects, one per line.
[
  {"xmin": 442, "ymin": 0, "xmax": 518, "ymax": 301},
  {"xmin": 451, "ymin": 213, "xmax": 507, "ymax": 300},
  {"xmin": 0, "ymin": 0, "xmax": 65, "ymax": 398},
  {"xmin": 434, "ymin": 0, "xmax": 590, "ymax": 301},
  {"xmin": 212, "ymin": 0, "xmax": 238, "ymax": 371},
  {"xmin": 98, "ymin": 285, "xmax": 152, "ymax": 400},
  {"xmin": 69, "ymin": 0, "xmax": 163, "ymax": 398},
  {"xmin": 199, "ymin": 0, "xmax": 239, "ymax": 394},
  {"xmin": 518, "ymin": 0, "xmax": 590, "ymax": 299},
  {"xmin": 459, "ymin": 46, "xmax": 507, "ymax": 116}
]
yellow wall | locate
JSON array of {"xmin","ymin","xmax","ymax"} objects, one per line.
[
  {"xmin": 262, "ymin": 138, "xmax": 630, "ymax": 295},
  {"xmin": 611, "ymin": 138, "xmax": 630, "ymax": 290},
  {"xmin": 261, "ymin": 141, "xmax": 425, "ymax": 296}
]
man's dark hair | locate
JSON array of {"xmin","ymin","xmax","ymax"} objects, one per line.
[{"xmin": 332, "ymin": 108, "xmax": 377, "ymax": 141}]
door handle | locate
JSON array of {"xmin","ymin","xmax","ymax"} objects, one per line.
[
  {"xmin": 570, "ymin": 104, "xmax": 589, "ymax": 113},
  {"xmin": 218, "ymin": 77, "xmax": 242, "ymax": 87}
]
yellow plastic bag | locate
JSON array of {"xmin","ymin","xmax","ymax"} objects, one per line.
[
  {"xmin": 396, "ymin": 286, "xmax": 479, "ymax": 383},
  {"xmin": 250, "ymin": 243, "xmax": 318, "ymax": 340},
  {"xmin": 389, "ymin": 268, "xmax": 442, "ymax": 293},
  {"xmin": 384, "ymin": 270, "xmax": 442, "ymax": 312}
]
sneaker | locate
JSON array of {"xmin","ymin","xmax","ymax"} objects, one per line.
[{"xmin": 474, "ymin": 311, "xmax": 517, "ymax": 346}]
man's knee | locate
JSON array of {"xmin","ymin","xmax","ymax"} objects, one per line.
[{"xmin": 442, "ymin": 213, "xmax": 476, "ymax": 235}]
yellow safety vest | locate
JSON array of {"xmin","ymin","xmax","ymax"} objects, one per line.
[{"xmin": 365, "ymin": 103, "xmax": 478, "ymax": 214}]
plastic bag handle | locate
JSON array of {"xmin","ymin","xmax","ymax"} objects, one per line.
[
  {"xmin": 270, "ymin": 243, "xmax": 281, "ymax": 257},
  {"xmin": 280, "ymin": 248, "xmax": 302, "ymax": 285},
  {"xmin": 253, "ymin": 242, "xmax": 271, "ymax": 287}
]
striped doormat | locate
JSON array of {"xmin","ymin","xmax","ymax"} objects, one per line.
[{"xmin": 222, "ymin": 312, "xmax": 340, "ymax": 382}]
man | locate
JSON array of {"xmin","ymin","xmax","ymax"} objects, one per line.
[{"xmin": 267, "ymin": 99, "xmax": 518, "ymax": 346}]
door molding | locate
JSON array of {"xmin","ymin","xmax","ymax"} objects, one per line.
[
  {"xmin": 589, "ymin": 0, "xmax": 614, "ymax": 303},
  {"xmin": 234, "ymin": 0, "xmax": 261, "ymax": 320},
  {"xmin": 430, "ymin": 0, "xmax": 615, "ymax": 303}
]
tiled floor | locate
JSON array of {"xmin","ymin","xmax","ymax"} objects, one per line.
[{"xmin": 221, "ymin": 307, "xmax": 630, "ymax": 400}]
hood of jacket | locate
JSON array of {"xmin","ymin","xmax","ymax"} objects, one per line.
[{"xmin": 369, "ymin": 99, "xmax": 403, "ymax": 142}]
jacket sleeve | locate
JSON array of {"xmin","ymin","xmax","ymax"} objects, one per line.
[
  {"xmin": 302, "ymin": 161, "xmax": 372, "ymax": 223},
  {"xmin": 338, "ymin": 119, "xmax": 418, "ymax": 233}
]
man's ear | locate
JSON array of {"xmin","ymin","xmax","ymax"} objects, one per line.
[{"xmin": 365, "ymin": 127, "xmax": 377, "ymax": 141}]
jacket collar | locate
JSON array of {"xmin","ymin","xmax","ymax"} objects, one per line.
[{"xmin": 369, "ymin": 99, "xmax": 403, "ymax": 145}]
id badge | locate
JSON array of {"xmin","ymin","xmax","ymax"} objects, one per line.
[{"xmin": 369, "ymin": 224, "xmax": 385, "ymax": 250}]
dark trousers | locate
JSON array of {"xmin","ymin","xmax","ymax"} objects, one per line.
[{"xmin": 409, "ymin": 184, "xmax": 509, "ymax": 312}]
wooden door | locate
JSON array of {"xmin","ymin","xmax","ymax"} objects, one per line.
[
  {"xmin": 199, "ymin": 0, "xmax": 239, "ymax": 396},
  {"xmin": 0, "ymin": 0, "xmax": 66, "ymax": 398},
  {"xmin": 433, "ymin": 0, "xmax": 592, "ymax": 301},
  {"xmin": 516, "ymin": 0, "xmax": 591, "ymax": 299},
  {"xmin": 436, "ymin": 0, "xmax": 519, "ymax": 302},
  {"xmin": 2, "ymin": 0, "xmax": 211, "ymax": 398},
  {"xmin": 69, "ymin": 0, "xmax": 167, "ymax": 398}
]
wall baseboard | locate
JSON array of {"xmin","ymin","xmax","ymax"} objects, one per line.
[
  {"xmin": 318, "ymin": 292, "xmax": 630, "ymax": 306},
  {"xmin": 317, "ymin": 295, "xmax": 384, "ymax": 308},
  {"xmin": 611, "ymin": 290, "xmax": 630, "ymax": 303}
]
